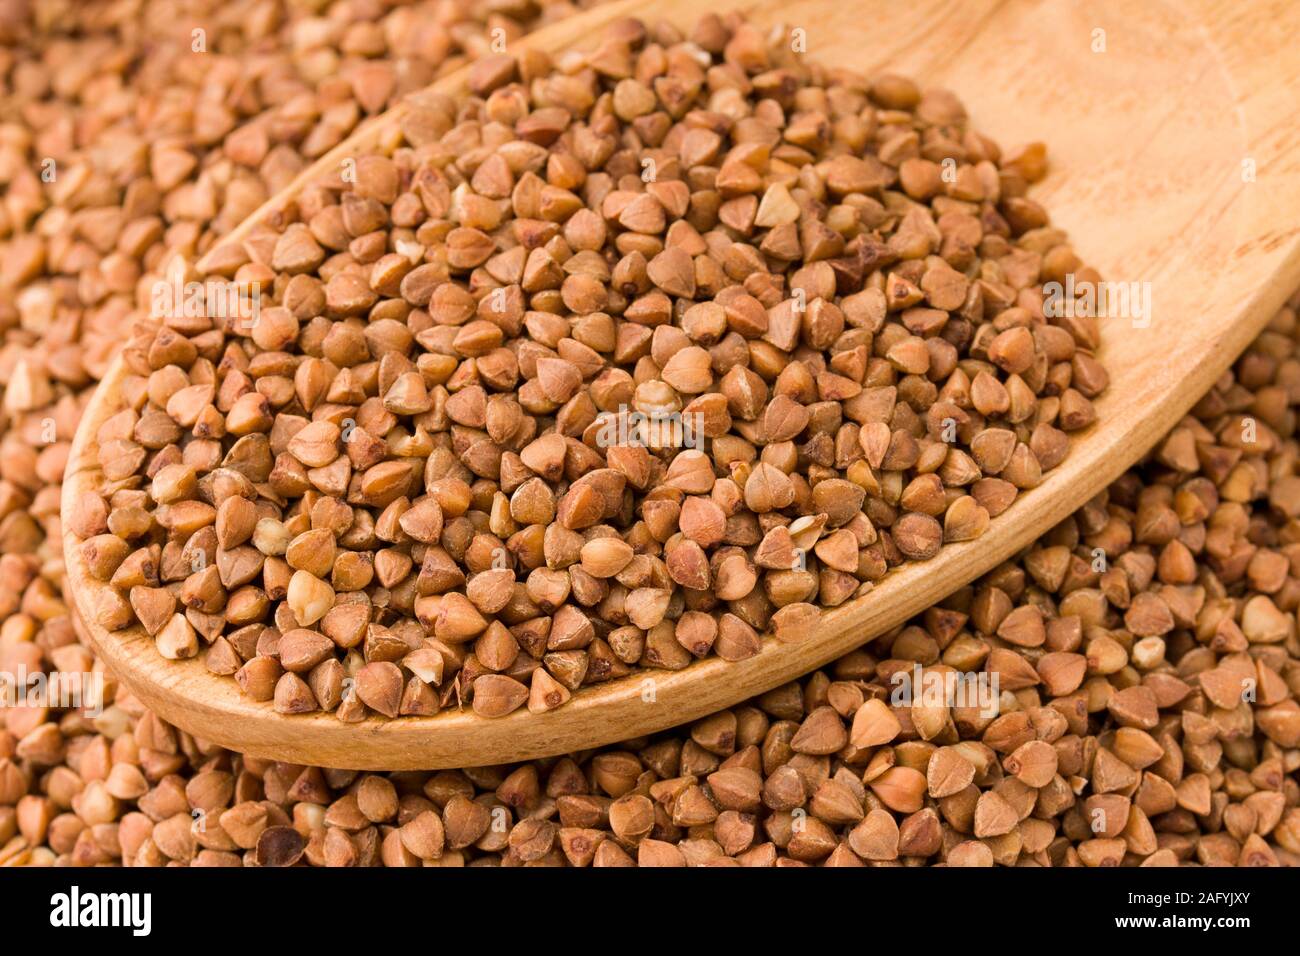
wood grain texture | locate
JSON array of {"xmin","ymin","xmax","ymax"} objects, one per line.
[{"xmin": 63, "ymin": 0, "xmax": 1300, "ymax": 769}]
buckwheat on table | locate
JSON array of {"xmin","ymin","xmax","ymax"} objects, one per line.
[{"xmin": 2, "ymin": 0, "xmax": 1296, "ymax": 873}]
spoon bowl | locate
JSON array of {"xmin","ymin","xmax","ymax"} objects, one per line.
[{"xmin": 64, "ymin": 0, "xmax": 1300, "ymax": 769}]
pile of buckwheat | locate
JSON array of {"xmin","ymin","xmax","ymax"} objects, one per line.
[
  {"xmin": 69, "ymin": 10, "xmax": 1104, "ymax": 722},
  {"xmin": 0, "ymin": 3, "xmax": 1296, "ymax": 867}
]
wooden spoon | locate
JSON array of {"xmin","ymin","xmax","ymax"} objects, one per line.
[{"xmin": 63, "ymin": 0, "xmax": 1300, "ymax": 769}]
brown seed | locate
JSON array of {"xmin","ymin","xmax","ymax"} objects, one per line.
[
  {"xmin": 472, "ymin": 675, "xmax": 529, "ymax": 718},
  {"xmin": 851, "ymin": 699, "xmax": 902, "ymax": 748},
  {"xmin": 278, "ymin": 629, "xmax": 334, "ymax": 673},
  {"xmin": 400, "ymin": 811, "xmax": 445, "ymax": 860},
  {"xmin": 987, "ymin": 327, "xmax": 1035, "ymax": 375},
  {"xmin": 869, "ymin": 767, "xmax": 926, "ymax": 813},
  {"xmin": 609, "ymin": 794, "xmax": 655, "ymax": 844},
  {"xmin": 355, "ymin": 662, "xmax": 403, "ymax": 719},
  {"xmin": 274, "ymin": 672, "xmax": 318, "ymax": 714},
  {"xmin": 973, "ymin": 790, "xmax": 1019, "ymax": 837},
  {"xmin": 236, "ymin": 657, "xmax": 282, "ymax": 702},
  {"xmin": 155, "ymin": 614, "xmax": 199, "ymax": 660},
  {"xmin": 130, "ymin": 587, "xmax": 176, "ymax": 637},
  {"xmin": 790, "ymin": 706, "xmax": 848, "ymax": 754},
  {"xmin": 744, "ymin": 463, "xmax": 795, "ymax": 513},
  {"xmin": 848, "ymin": 809, "xmax": 900, "ymax": 861},
  {"xmin": 255, "ymin": 826, "xmax": 307, "ymax": 867},
  {"xmin": 771, "ymin": 603, "xmax": 819, "ymax": 643},
  {"xmin": 927, "ymin": 747, "xmax": 976, "ymax": 798},
  {"xmin": 1004, "ymin": 740, "xmax": 1058, "ymax": 787},
  {"xmin": 580, "ymin": 538, "xmax": 634, "ymax": 578},
  {"xmin": 893, "ymin": 513, "xmax": 942, "ymax": 560},
  {"xmin": 997, "ymin": 605, "xmax": 1045, "ymax": 647},
  {"xmin": 943, "ymin": 496, "xmax": 989, "ymax": 542},
  {"xmin": 528, "ymin": 668, "xmax": 572, "ymax": 714},
  {"xmin": 287, "ymin": 420, "xmax": 340, "ymax": 468}
]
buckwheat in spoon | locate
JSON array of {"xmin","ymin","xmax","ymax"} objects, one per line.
[{"xmin": 62, "ymin": 0, "xmax": 1300, "ymax": 769}]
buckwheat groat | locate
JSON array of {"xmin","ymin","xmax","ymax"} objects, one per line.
[
  {"xmin": 3, "ymin": 0, "xmax": 1296, "ymax": 873},
  {"xmin": 74, "ymin": 13, "xmax": 1105, "ymax": 720}
]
